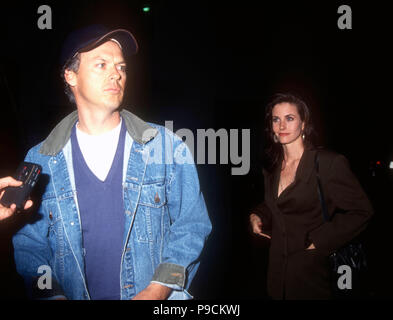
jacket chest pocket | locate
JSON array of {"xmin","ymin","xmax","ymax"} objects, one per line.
[{"xmin": 134, "ymin": 183, "xmax": 167, "ymax": 243}]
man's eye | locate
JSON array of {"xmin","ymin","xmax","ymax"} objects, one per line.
[
  {"xmin": 97, "ymin": 63, "xmax": 105, "ymax": 68},
  {"xmin": 118, "ymin": 65, "xmax": 127, "ymax": 72}
]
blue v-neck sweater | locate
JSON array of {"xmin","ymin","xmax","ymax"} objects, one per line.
[{"xmin": 71, "ymin": 122, "xmax": 126, "ymax": 300}]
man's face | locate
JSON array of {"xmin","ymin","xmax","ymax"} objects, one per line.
[{"xmin": 66, "ymin": 40, "xmax": 127, "ymax": 112}]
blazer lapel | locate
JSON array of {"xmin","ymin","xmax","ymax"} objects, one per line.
[
  {"xmin": 272, "ymin": 164, "xmax": 281, "ymax": 200},
  {"xmin": 272, "ymin": 148, "xmax": 317, "ymax": 201},
  {"xmin": 296, "ymin": 148, "xmax": 317, "ymax": 184}
]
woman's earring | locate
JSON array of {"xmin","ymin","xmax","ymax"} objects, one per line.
[
  {"xmin": 302, "ymin": 133, "xmax": 305, "ymax": 140},
  {"xmin": 273, "ymin": 135, "xmax": 279, "ymax": 143}
]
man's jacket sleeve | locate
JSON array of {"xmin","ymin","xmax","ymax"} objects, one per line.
[
  {"xmin": 151, "ymin": 139, "xmax": 212, "ymax": 291},
  {"xmin": 12, "ymin": 148, "xmax": 66, "ymax": 300}
]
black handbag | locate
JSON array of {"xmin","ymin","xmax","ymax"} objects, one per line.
[{"xmin": 314, "ymin": 152, "xmax": 368, "ymax": 296}]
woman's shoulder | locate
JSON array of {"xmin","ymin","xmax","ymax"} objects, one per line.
[
  {"xmin": 313, "ymin": 147, "xmax": 349, "ymax": 170},
  {"xmin": 314, "ymin": 147, "xmax": 340, "ymax": 159}
]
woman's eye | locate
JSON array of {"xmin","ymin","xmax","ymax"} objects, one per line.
[
  {"xmin": 118, "ymin": 65, "xmax": 127, "ymax": 72},
  {"xmin": 286, "ymin": 116, "xmax": 294, "ymax": 121},
  {"xmin": 272, "ymin": 117, "xmax": 279, "ymax": 123},
  {"xmin": 97, "ymin": 63, "xmax": 105, "ymax": 68}
]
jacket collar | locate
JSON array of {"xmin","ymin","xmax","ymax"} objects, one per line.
[{"xmin": 39, "ymin": 109, "xmax": 158, "ymax": 156}]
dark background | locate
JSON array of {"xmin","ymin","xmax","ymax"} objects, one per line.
[{"xmin": 0, "ymin": 0, "xmax": 392, "ymax": 300}]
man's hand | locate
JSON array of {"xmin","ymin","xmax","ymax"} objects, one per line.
[
  {"xmin": 249, "ymin": 213, "xmax": 271, "ymax": 239},
  {"xmin": 132, "ymin": 282, "xmax": 173, "ymax": 300},
  {"xmin": 0, "ymin": 176, "xmax": 33, "ymax": 221}
]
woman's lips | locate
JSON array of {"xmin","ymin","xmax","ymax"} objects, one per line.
[{"xmin": 279, "ymin": 133, "xmax": 290, "ymax": 136}]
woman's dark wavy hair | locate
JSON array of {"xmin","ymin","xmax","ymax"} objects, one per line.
[{"xmin": 263, "ymin": 93, "xmax": 317, "ymax": 173}]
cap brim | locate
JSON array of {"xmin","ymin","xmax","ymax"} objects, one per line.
[{"xmin": 79, "ymin": 29, "xmax": 139, "ymax": 56}]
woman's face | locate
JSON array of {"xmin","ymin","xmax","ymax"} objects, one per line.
[{"xmin": 272, "ymin": 102, "xmax": 305, "ymax": 145}]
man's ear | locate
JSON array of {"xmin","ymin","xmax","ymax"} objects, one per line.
[{"xmin": 64, "ymin": 69, "xmax": 77, "ymax": 87}]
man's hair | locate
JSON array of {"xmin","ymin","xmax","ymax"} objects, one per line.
[{"xmin": 60, "ymin": 53, "xmax": 81, "ymax": 104}]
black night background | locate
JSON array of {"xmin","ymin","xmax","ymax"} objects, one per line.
[{"xmin": 0, "ymin": 0, "xmax": 392, "ymax": 302}]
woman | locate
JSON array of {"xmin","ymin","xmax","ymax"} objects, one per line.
[{"xmin": 249, "ymin": 93, "xmax": 373, "ymax": 299}]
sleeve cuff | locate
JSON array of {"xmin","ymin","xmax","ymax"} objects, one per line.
[{"xmin": 152, "ymin": 263, "xmax": 185, "ymax": 288}]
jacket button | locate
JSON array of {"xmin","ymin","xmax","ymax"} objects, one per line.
[
  {"xmin": 123, "ymin": 284, "xmax": 133, "ymax": 289},
  {"xmin": 154, "ymin": 193, "xmax": 160, "ymax": 203}
]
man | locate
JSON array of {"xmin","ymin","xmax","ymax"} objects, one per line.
[
  {"xmin": 13, "ymin": 25, "xmax": 211, "ymax": 300},
  {"xmin": 0, "ymin": 176, "xmax": 33, "ymax": 221}
]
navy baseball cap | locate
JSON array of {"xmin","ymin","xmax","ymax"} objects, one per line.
[{"xmin": 60, "ymin": 24, "xmax": 138, "ymax": 67}]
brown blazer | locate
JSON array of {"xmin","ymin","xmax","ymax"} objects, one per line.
[{"xmin": 252, "ymin": 148, "xmax": 373, "ymax": 300}]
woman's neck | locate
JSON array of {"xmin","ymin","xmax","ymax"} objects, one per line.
[{"xmin": 282, "ymin": 138, "xmax": 305, "ymax": 163}]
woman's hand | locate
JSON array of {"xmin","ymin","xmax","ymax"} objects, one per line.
[{"xmin": 250, "ymin": 213, "xmax": 271, "ymax": 239}]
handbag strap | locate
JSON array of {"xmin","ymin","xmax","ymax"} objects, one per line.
[{"xmin": 314, "ymin": 152, "xmax": 330, "ymax": 222}]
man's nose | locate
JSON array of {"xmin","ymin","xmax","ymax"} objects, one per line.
[{"xmin": 110, "ymin": 66, "xmax": 121, "ymax": 80}]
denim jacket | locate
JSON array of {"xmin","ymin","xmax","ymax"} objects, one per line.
[{"xmin": 12, "ymin": 109, "xmax": 212, "ymax": 300}]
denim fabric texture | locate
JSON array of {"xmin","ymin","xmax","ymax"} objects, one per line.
[{"xmin": 12, "ymin": 110, "xmax": 212, "ymax": 300}]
